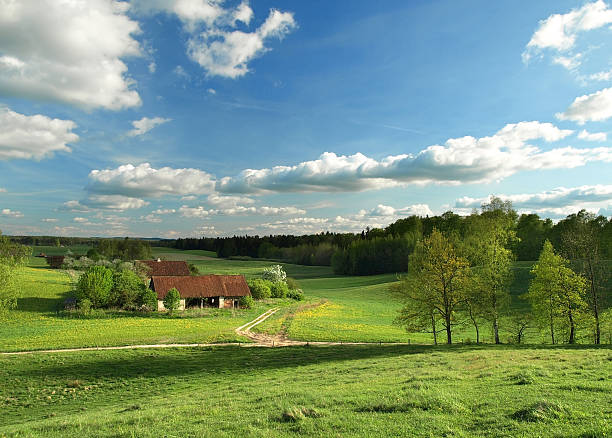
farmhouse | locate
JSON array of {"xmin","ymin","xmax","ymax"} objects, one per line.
[
  {"xmin": 150, "ymin": 275, "xmax": 251, "ymax": 311},
  {"xmin": 137, "ymin": 259, "xmax": 190, "ymax": 277}
]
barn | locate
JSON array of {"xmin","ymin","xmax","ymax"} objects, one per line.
[
  {"xmin": 137, "ymin": 259, "xmax": 190, "ymax": 277},
  {"xmin": 150, "ymin": 275, "xmax": 251, "ymax": 311}
]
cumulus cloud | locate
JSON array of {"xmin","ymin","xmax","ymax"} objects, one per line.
[
  {"xmin": 206, "ymin": 194, "xmax": 255, "ymax": 208},
  {"xmin": 1, "ymin": 208, "xmax": 23, "ymax": 218},
  {"xmin": 557, "ymin": 87, "xmax": 612, "ymax": 124},
  {"xmin": 87, "ymin": 163, "xmax": 215, "ymax": 198},
  {"xmin": 133, "ymin": 1, "xmax": 296, "ymax": 78},
  {"xmin": 455, "ymin": 185, "xmax": 612, "ymax": 217},
  {"xmin": 578, "ymin": 129, "xmax": 607, "ymax": 141},
  {"xmin": 152, "ymin": 208, "xmax": 176, "ymax": 214},
  {"xmin": 127, "ymin": 117, "xmax": 171, "ymax": 137},
  {"xmin": 179, "ymin": 204, "xmax": 305, "ymax": 217},
  {"xmin": 523, "ymin": 1, "xmax": 612, "ymax": 65},
  {"xmin": 41, "ymin": 218, "xmax": 58, "ymax": 223},
  {"xmin": 360, "ymin": 204, "xmax": 433, "ymax": 218},
  {"xmin": 73, "ymin": 217, "xmax": 89, "ymax": 223},
  {"xmin": 590, "ymin": 68, "xmax": 612, "ymax": 81},
  {"xmin": 84, "ymin": 195, "xmax": 149, "ymax": 210},
  {"xmin": 218, "ymin": 121, "xmax": 610, "ymax": 194},
  {"xmin": 0, "ymin": 108, "xmax": 78, "ymax": 160},
  {"xmin": 0, "ymin": 0, "xmax": 142, "ymax": 110}
]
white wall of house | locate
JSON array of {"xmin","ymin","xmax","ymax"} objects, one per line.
[{"xmin": 157, "ymin": 299, "xmax": 186, "ymax": 311}]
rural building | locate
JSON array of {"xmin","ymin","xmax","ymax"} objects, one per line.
[
  {"xmin": 150, "ymin": 275, "xmax": 251, "ymax": 311},
  {"xmin": 46, "ymin": 255, "xmax": 65, "ymax": 269},
  {"xmin": 137, "ymin": 259, "xmax": 190, "ymax": 277}
]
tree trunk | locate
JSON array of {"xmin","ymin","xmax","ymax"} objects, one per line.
[
  {"xmin": 431, "ymin": 311, "xmax": 437, "ymax": 346},
  {"xmin": 568, "ymin": 306, "xmax": 575, "ymax": 344},
  {"xmin": 493, "ymin": 317, "xmax": 500, "ymax": 344},
  {"xmin": 445, "ymin": 315, "xmax": 452, "ymax": 345},
  {"xmin": 550, "ymin": 297, "xmax": 555, "ymax": 345},
  {"xmin": 587, "ymin": 260, "xmax": 600, "ymax": 344}
]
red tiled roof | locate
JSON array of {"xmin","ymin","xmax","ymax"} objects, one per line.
[
  {"xmin": 138, "ymin": 260, "xmax": 190, "ymax": 276},
  {"xmin": 150, "ymin": 275, "xmax": 251, "ymax": 299}
]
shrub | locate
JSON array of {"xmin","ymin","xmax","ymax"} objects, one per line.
[
  {"xmin": 239, "ymin": 295, "xmax": 254, "ymax": 309},
  {"xmin": 78, "ymin": 298, "xmax": 91, "ymax": 314},
  {"xmin": 286, "ymin": 277, "xmax": 300, "ymax": 290},
  {"xmin": 139, "ymin": 287, "xmax": 158, "ymax": 311},
  {"xmin": 110, "ymin": 269, "xmax": 143, "ymax": 309},
  {"xmin": 270, "ymin": 281, "xmax": 289, "ymax": 298},
  {"xmin": 247, "ymin": 279, "xmax": 272, "ymax": 300},
  {"xmin": 163, "ymin": 287, "xmax": 181, "ymax": 314},
  {"xmin": 261, "ymin": 265, "xmax": 287, "ymax": 283},
  {"xmin": 76, "ymin": 266, "xmax": 113, "ymax": 308},
  {"xmin": 188, "ymin": 263, "xmax": 200, "ymax": 275},
  {"xmin": 287, "ymin": 289, "xmax": 304, "ymax": 301}
]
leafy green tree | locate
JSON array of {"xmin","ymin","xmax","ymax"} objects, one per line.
[
  {"xmin": 163, "ymin": 288, "xmax": 181, "ymax": 314},
  {"xmin": 138, "ymin": 287, "xmax": 158, "ymax": 311},
  {"xmin": 270, "ymin": 281, "xmax": 289, "ymax": 298},
  {"xmin": 0, "ymin": 232, "xmax": 31, "ymax": 313},
  {"xmin": 110, "ymin": 269, "xmax": 144, "ymax": 309},
  {"xmin": 76, "ymin": 266, "xmax": 114, "ymax": 308},
  {"xmin": 247, "ymin": 279, "xmax": 272, "ymax": 300},
  {"xmin": 526, "ymin": 241, "xmax": 588, "ymax": 344},
  {"xmin": 395, "ymin": 229, "xmax": 471, "ymax": 344}
]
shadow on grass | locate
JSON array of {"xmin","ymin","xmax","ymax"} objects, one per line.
[{"xmin": 6, "ymin": 344, "xmax": 610, "ymax": 382}]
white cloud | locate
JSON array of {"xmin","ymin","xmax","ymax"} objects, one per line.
[
  {"xmin": 179, "ymin": 204, "xmax": 305, "ymax": 217},
  {"xmin": 148, "ymin": 62, "xmax": 157, "ymax": 73},
  {"xmin": 455, "ymin": 185, "xmax": 612, "ymax": 217},
  {"xmin": 41, "ymin": 218, "xmax": 58, "ymax": 223},
  {"xmin": 589, "ymin": 68, "xmax": 612, "ymax": 81},
  {"xmin": 218, "ymin": 121, "xmax": 607, "ymax": 194},
  {"xmin": 127, "ymin": 117, "xmax": 171, "ymax": 136},
  {"xmin": 152, "ymin": 208, "xmax": 176, "ymax": 214},
  {"xmin": 141, "ymin": 214, "xmax": 162, "ymax": 223},
  {"xmin": 133, "ymin": 1, "xmax": 296, "ymax": 79},
  {"xmin": 557, "ymin": 87, "xmax": 612, "ymax": 124},
  {"xmin": 0, "ymin": 0, "xmax": 142, "ymax": 110},
  {"xmin": 73, "ymin": 217, "xmax": 89, "ymax": 223},
  {"xmin": 84, "ymin": 195, "xmax": 149, "ymax": 210},
  {"xmin": 0, "ymin": 107, "xmax": 78, "ymax": 160},
  {"xmin": 59, "ymin": 200, "xmax": 90, "ymax": 213},
  {"xmin": 578, "ymin": 129, "xmax": 607, "ymax": 141},
  {"xmin": 207, "ymin": 88, "xmax": 216, "ymax": 95},
  {"xmin": 173, "ymin": 65, "xmax": 190, "ymax": 79},
  {"xmin": 523, "ymin": 1, "xmax": 612, "ymax": 63},
  {"xmin": 1, "ymin": 208, "xmax": 23, "ymax": 218},
  {"xmin": 206, "ymin": 194, "xmax": 254, "ymax": 208},
  {"xmin": 0, "ymin": 188, "xmax": 6, "ymax": 192},
  {"xmin": 360, "ymin": 204, "xmax": 433, "ymax": 218},
  {"xmin": 552, "ymin": 54, "xmax": 582, "ymax": 70},
  {"xmin": 87, "ymin": 163, "xmax": 215, "ymax": 198}
]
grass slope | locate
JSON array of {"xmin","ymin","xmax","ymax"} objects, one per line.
[{"xmin": 1, "ymin": 345, "xmax": 610, "ymax": 437}]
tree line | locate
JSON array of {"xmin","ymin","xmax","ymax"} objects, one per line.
[{"xmin": 393, "ymin": 200, "xmax": 611, "ymax": 345}]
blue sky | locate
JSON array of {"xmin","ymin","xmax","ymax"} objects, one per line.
[{"xmin": 1, "ymin": 0, "xmax": 612, "ymax": 237}]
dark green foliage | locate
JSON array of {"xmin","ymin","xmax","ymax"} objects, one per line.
[
  {"xmin": 86, "ymin": 248, "xmax": 102, "ymax": 261},
  {"xmin": 188, "ymin": 263, "xmax": 199, "ymax": 275},
  {"xmin": 110, "ymin": 269, "xmax": 144, "ymax": 309},
  {"xmin": 239, "ymin": 295, "xmax": 254, "ymax": 309},
  {"xmin": 286, "ymin": 277, "xmax": 300, "ymax": 290},
  {"xmin": 287, "ymin": 289, "xmax": 304, "ymax": 301},
  {"xmin": 163, "ymin": 288, "xmax": 181, "ymax": 313},
  {"xmin": 96, "ymin": 238, "xmax": 152, "ymax": 261},
  {"xmin": 270, "ymin": 281, "xmax": 289, "ymax": 298},
  {"xmin": 331, "ymin": 235, "xmax": 415, "ymax": 275},
  {"xmin": 76, "ymin": 266, "xmax": 114, "ymax": 308},
  {"xmin": 247, "ymin": 279, "xmax": 272, "ymax": 299}
]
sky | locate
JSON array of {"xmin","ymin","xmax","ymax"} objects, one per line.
[{"xmin": 1, "ymin": 0, "xmax": 612, "ymax": 238}]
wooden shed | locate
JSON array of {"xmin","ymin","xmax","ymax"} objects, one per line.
[
  {"xmin": 46, "ymin": 255, "xmax": 65, "ymax": 269},
  {"xmin": 150, "ymin": 275, "xmax": 251, "ymax": 311}
]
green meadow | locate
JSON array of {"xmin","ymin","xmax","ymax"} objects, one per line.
[{"xmin": 1, "ymin": 345, "xmax": 610, "ymax": 437}]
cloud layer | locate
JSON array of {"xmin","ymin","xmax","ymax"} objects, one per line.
[
  {"xmin": 0, "ymin": 108, "xmax": 78, "ymax": 160},
  {"xmin": 0, "ymin": 0, "xmax": 142, "ymax": 110}
]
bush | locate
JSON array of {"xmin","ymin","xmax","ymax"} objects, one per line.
[
  {"xmin": 110, "ymin": 269, "xmax": 143, "ymax": 309},
  {"xmin": 139, "ymin": 287, "xmax": 158, "ymax": 311},
  {"xmin": 247, "ymin": 279, "xmax": 272, "ymax": 300},
  {"xmin": 239, "ymin": 295, "xmax": 254, "ymax": 309},
  {"xmin": 163, "ymin": 287, "xmax": 181, "ymax": 314},
  {"xmin": 261, "ymin": 265, "xmax": 287, "ymax": 283},
  {"xmin": 76, "ymin": 266, "xmax": 113, "ymax": 308},
  {"xmin": 286, "ymin": 277, "xmax": 300, "ymax": 290},
  {"xmin": 270, "ymin": 281, "xmax": 289, "ymax": 298},
  {"xmin": 78, "ymin": 298, "xmax": 92, "ymax": 314},
  {"xmin": 287, "ymin": 289, "xmax": 304, "ymax": 301}
]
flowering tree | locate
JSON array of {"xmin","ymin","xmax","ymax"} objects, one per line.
[{"xmin": 261, "ymin": 265, "xmax": 287, "ymax": 283}]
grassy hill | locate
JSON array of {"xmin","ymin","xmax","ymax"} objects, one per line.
[{"xmin": 1, "ymin": 345, "xmax": 610, "ymax": 437}]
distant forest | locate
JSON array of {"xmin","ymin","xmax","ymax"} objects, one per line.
[{"xmin": 159, "ymin": 203, "xmax": 612, "ymax": 275}]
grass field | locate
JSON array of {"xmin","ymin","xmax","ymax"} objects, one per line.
[
  {"xmin": 1, "ymin": 345, "xmax": 610, "ymax": 437},
  {"xmin": 0, "ymin": 266, "xmax": 279, "ymax": 353}
]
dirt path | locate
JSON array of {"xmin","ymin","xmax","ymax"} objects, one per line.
[{"xmin": 1, "ymin": 308, "xmax": 414, "ymax": 355}]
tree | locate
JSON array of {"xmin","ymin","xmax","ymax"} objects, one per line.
[
  {"xmin": 110, "ymin": 269, "xmax": 144, "ymax": 309},
  {"xmin": 508, "ymin": 312, "xmax": 532, "ymax": 344},
  {"xmin": 247, "ymin": 279, "xmax": 272, "ymax": 300},
  {"xmin": 463, "ymin": 212, "xmax": 515, "ymax": 344},
  {"xmin": 76, "ymin": 266, "xmax": 114, "ymax": 308},
  {"xmin": 395, "ymin": 229, "xmax": 471, "ymax": 344},
  {"xmin": 139, "ymin": 287, "xmax": 158, "ymax": 311},
  {"xmin": 163, "ymin": 288, "xmax": 181, "ymax": 314},
  {"xmin": 559, "ymin": 210, "xmax": 608, "ymax": 344},
  {"xmin": 261, "ymin": 265, "xmax": 287, "ymax": 283},
  {"xmin": 526, "ymin": 241, "xmax": 588, "ymax": 344},
  {"xmin": 0, "ymin": 232, "xmax": 30, "ymax": 313}
]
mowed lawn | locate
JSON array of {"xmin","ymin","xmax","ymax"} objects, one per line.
[
  {"xmin": 1, "ymin": 266, "xmax": 270, "ymax": 353},
  {"xmin": 0, "ymin": 345, "xmax": 610, "ymax": 437}
]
